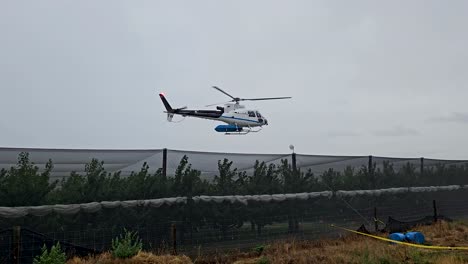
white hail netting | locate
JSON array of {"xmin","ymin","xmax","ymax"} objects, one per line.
[
  {"xmin": 0, "ymin": 185, "xmax": 467, "ymax": 219},
  {"xmin": 0, "ymin": 148, "xmax": 163, "ymax": 180},
  {"xmin": 0, "ymin": 148, "xmax": 467, "ymax": 180}
]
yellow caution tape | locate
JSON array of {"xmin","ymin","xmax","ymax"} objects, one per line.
[{"xmin": 330, "ymin": 224, "xmax": 468, "ymax": 250}]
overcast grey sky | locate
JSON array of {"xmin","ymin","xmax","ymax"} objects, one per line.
[{"xmin": 1, "ymin": 1, "xmax": 467, "ymax": 159}]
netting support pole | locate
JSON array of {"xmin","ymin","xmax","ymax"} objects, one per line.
[
  {"xmin": 433, "ymin": 200, "xmax": 438, "ymax": 222},
  {"xmin": 374, "ymin": 207, "xmax": 378, "ymax": 232},
  {"xmin": 368, "ymin": 155, "xmax": 375, "ymax": 188},
  {"xmin": 171, "ymin": 223, "xmax": 177, "ymax": 255},
  {"xmin": 420, "ymin": 157, "xmax": 424, "ymax": 177},
  {"xmin": 162, "ymin": 148, "xmax": 168, "ymax": 178},
  {"xmin": 292, "ymin": 152, "xmax": 297, "ymax": 173},
  {"xmin": 13, "ymin": 226, "xmax": 21, "ymax": 264}
]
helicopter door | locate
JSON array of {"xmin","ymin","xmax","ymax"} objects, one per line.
[{"xmin": 256, "ymin": 111, "xmax": 264, "ymax": 123}]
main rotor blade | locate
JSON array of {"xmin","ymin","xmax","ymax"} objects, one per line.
[
  {"xmin": 240, "ymin": 97, "xmax": 292, "ymax": 101},
  {"xmin": 212, "ymin": 86, "xmax": 236, "ymax": 100}
]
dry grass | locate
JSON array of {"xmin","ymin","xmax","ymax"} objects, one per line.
[
  {"xmin": 68, "ymin": 252, "xmax": 192, "ymax": 264},
  {"xmin": 195, "ymin": 221, "xmax": 468, "ymax": 264},
  {"xmin": 68, "ymin": 221, "xmax": 468, "ymax": 264}
]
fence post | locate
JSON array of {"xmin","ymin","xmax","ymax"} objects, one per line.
[
  {"xmin": 162, "ymin": 148, "xmax": 168, "ymax": 178},
  {"xmin": 13, "ymin": 226, "xmax": 21, "ymax": 264},
  {"xmin": 292, "ymin": 152, "xmax": 297, "ymax": 173},
  {"xmin": 290, "ymin": 152, "xmax": 297, "ymax": 234},
  {"xmin": 374, "ymin": 207, "xmax": 378, "ymax": 232},
  {"xmin": 368, "ymin": 155, "xmax": 375, "ymax": 188},
  {"xmin": 433, "ymin": 200, "xmax": 438, "ymax": 222},
  {"xmin": 420, "ymin": 157, "xmax": 424, "ymax": 177},
  {"xmin": 171, "ymin": 223, "xmax": 177, "ymax": 255}
]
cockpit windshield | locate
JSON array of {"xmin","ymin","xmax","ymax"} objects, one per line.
[{"xmin": 255, "ymin": 111, "xmax": 262, "ymax": 118}]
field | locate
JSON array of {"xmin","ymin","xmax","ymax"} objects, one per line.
[{"xmin": 68, "ymin": 220, "xmax": 468, "ymax": 264}]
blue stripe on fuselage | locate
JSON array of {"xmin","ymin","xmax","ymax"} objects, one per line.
[{"xmin": 220, "ymin": 116, "xmax": 261, "ymax": 124}]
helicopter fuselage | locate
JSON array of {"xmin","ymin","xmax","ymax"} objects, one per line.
[
  {"xmin": 159, "ymin": 94, "xmax": 268, "ymax": 128},
  {"xmin": 205, "ymin": 109, "xmax": 267, "ymax": 127}
]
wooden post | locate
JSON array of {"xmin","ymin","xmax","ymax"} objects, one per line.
[
  {"xmin": 368, "ymin": 155, "xmax": 375, "ymax": 188},
  {"xmin": 162, "ymin": 148, "xmax": 168, "ymax": 178},
  {"xmin": 13, "ymin": 226, "xmax": 21, "ymax": 264},
  {"xmin": 171, "ymin": 223, "xmax": 177, "ymax": 255},
  {"xmin": 374, "ymin": 207, "xmax": 378, "ymax": 232},
  {"xmin": 420, "ymin": 157, "xmax": 424, "ymax": 177},
  {"xmin": 292, "ymin": 152, "xmax": 297, "ymax": 173},
  {"xmin": 290, "ymin": 152, "xmax": 297, "ymax": 234},
  {"xmin": 433, "ymin": 200, "xmax": 438, "ymax": 222}
]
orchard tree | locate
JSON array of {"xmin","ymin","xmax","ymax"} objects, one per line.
[
  {"xmin": 0, "ymin": 152, "xmax": 56, "ymax": 206},
  {"xmin": 213, "ymin": 158, "xmax": 239, "ymax": 195}
]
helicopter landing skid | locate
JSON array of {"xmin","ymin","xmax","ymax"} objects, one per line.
[{"xmin": 225, "ymin": 126, "xmax": 262, "ymax": 135}]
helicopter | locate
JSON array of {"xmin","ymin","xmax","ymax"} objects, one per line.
[{"xmin": 159, "ymin": 86, "xmax": 291, "ymax": 135}]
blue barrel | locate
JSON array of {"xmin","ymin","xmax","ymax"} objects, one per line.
[
  {"xmin": 405, "ymin": 232, "xmax": 425, "ymax": 244},
  {"xmin": 389, "ymin": 233, "xmax": 406, "ymax": 242}
]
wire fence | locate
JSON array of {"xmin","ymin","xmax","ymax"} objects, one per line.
[{"xmin": 1, "ymin": 196, "xmax": 467, "ymax": 263}]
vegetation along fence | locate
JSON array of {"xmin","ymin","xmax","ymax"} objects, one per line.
[{"xmin": 0, "ymin": 148, "xmax": 467, "ymax": 262}]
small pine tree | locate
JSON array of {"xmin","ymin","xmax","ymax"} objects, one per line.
[
  {"xmin": 33, "ymin": 242, "xmax": 66, "ymax": 264},
  {"xmin": 111, "ymin": 229, "xmax": 143, "ymax": 259}
]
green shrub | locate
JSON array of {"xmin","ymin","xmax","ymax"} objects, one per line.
[
  {"xmin": 33, "ymin": 242, "xmax": 66, "ymax": 264},
  {"xmin": 111, "ymin": 229, "xmax": 143, "ymax": 259},
  {"xmin": 256, "ymin": 256, "xmax": 270, "ymax": 264},
  {"xmin": 253, "ymin": 244, "xmax": 266, "ymax": 254},
  {"xmin": 408, "ymin": 249, "xmax": 431, "ymax": 264}
]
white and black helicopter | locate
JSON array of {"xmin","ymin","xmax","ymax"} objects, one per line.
[{"xmin": 159, "ymin": 86, "xmax": 291, "ymax": 135}]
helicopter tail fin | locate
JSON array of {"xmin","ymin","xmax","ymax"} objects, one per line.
[{"xmin": 159, "ymin": 93, "xmax": 173, "ymax": 112}]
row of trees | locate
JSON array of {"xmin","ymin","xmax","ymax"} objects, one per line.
[{"xmin": 1, "ymin": 152, "xmax": 467, "ymax": 207}]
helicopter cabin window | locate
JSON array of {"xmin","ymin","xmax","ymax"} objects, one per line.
[
  {"xmin": 256, "ymin": 111, "xmax": 262, "ymax": 118},
  {"xmin": 248, "ymin": 111, "xmax": 256, "ymax": 117}
]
